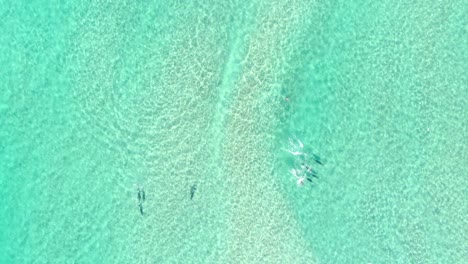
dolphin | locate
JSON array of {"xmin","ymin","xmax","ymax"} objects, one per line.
[
  {"xmin": 301, "ymin": 163, "xmax": 313, "ymax": 172},
  {"xmin": 190, "ymin": 184, "xmax": 197, "ymax": 200},
  {"xmin": 138, "ymin": 203, "xmax": 144, "ymax": 215},
  {"xmin": 311, "ymin": 154, "xmax": 324, "ymax": 165}
]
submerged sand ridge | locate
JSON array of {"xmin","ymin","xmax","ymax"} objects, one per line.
[{"xmin": 220, "ymin": 0, "xmax": 318, "ymax": 262}]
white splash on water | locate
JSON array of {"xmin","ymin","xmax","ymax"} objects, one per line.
[
  {"xmin": 296, "ymin": 177, "xmax": 306, "ymax": 186},
  {"xmin": 290, "ymin": 168, "xmax": 306, "ymax": 187},
  {"xmin": 282, "ymin": 148, "xmax": 305, "ymax": 156},
  {"xmin": 297, "ymin": 139, "xmax": 304, "ymax": 149}
]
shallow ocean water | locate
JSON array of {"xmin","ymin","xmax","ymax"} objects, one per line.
[{"xmin": 0, "ymin": 0, "xmax": 466, "ymax": 263}]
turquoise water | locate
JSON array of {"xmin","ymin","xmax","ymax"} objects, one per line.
[{"xmin": 0, "ymin": 0, "xmax": 466, "ymax": 263}]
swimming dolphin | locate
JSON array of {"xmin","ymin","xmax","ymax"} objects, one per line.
[
  {"xmin": 300, "ymin": 165, "xmax": 319, "ymax": 178},
  {"xmin": 141, "ymin": 188, "xmax": 146, "ymax": 202},
  {"xmin": 137, "ymin": 189, "xmax": 142, "ymax": 202},
  {"xmin": 301, "ymin": 163, "xmax": 314, "ymax": 172},
  {"xmin": 138, "ymin": 203, "xmax": 144, "ymax": 215},
  {"xmin": 306, "ymin": 177, "xmax": 313, "ymax": 183},
  {"xmin": 190, "ymin": 184, "xmax": 197, "ymax": 200},
  {"xmin": 311, "ymin": 154, "xmax": 323, "ymax": 165}
]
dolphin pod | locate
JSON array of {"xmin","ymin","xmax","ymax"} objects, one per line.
[{"xmin": 286, "ymin": 138, "xmax": 324, "ymax": 188}]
